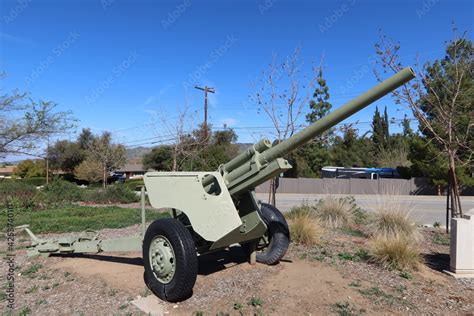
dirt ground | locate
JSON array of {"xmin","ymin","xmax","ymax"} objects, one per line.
[{"xmin": 2, "ymin": 224, "xmax": 473, "ymax": 315}]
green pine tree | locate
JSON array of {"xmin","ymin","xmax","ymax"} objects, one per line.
[
  {"xmin": 371, "ymin": 106, "xmax": 383, "ymax": 146},
  {"xmin": 401, "ymin": 115, "xmax": 413, "ymax": 137},
  {"xmin": 383, "ymin": 106, "xmax": 390, "ymax": 140},
  {"xmin": 288, "ymin": 67, "xmax": 333, "ymax": 177},
  {"xmin": 371, "ymin": 106, "xmax": 390, "ymax": 149},
  {"xmin": 306, "ymin": 68, "xmax": 332, "ymax": 123}
]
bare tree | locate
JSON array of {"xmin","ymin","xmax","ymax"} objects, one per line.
[
  {"xmin": 253, "ymin": 48, "xmax": 319, "ymax": 141},
  {"xmin": 0, "ymin": 81, "xmax": 75, "ymax": 158},
  {"xmin": 153, "ymin": 102, "xmax": 205, "ymax": 171},
  {"xmin": 169, "ymin": 105, "xmax": 193, "ymax": 171},
  {"xmin": 251, "ymin": 48, "xmax": 319, "ymax": 205},
  {"xmin": 374, "ymin": 29, "xmax": 473, "ymax": 217}
]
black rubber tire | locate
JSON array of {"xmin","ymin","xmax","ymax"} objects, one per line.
[
  {"xmin": 244, "ymin": 203, "xmax": 290, "ymax": 265},
  {"xmin": 143, "ymin": 218, "xmax": 198, "ymax": 302}
]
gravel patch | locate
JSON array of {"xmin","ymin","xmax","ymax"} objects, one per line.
[
  {"xmin": 290, "ymin": 228, "xmax": 474, "ymax": 315},
  {"xmin": 2, "ymin": 223, "xmax": 473, "ymax": 315}
]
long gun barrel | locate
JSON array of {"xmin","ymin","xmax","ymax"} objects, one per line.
[
  {"xmin": 256, "ymin": 66, "xmax": 416, "ymax": 164},
  {"xmin": 209, "ymin": 67, "xmax": 416, "ymax": 195}
]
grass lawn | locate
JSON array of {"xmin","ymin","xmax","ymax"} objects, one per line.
[{"xmin": 0, "ymin": 206, "xmax": 170, "ymax": 234}]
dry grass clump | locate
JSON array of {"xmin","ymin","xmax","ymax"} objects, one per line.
[
  {"xmin": 367, "ymin": 196, "xmax": 421, "ymax": 271},
  {"xmin": 315, "ymin": 196, "xmax": 355, "ymax": 228},
  {"xmin": 289, "ymin": 212, "xmax": 323, "ymax": 246},
  {"xmin": 370, "ymin": 235, "xmax": 421, "ymax": 271},
  {"xmin": 286, "ymin": 202, "xmax": 315, "ymax": 220},
  {"xmin": 368, "ymin": 198, "xmax": 417, "ymax": 239}
]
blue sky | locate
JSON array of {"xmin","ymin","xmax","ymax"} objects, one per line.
[{"xmin": 1, "ymin": 0, "xmax": 473, "ymax": 157}]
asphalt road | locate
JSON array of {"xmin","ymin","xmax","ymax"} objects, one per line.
[{"xmin": 255, "ymin": 193, "xmax": 474, "ymax": 225}]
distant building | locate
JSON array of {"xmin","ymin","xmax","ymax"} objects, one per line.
[
  {"xmin": 115, "ymin": 163, "xmax": 145, "ymax": 179},
  {"xmin": 0, "ymin": 165, "xmax": 16, "ymax": 178},
  {"xmin": 321, "ymin": 166, "xmax": 400, "ymax": 180}
]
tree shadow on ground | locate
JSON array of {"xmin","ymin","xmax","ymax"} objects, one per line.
[{"xmin": 424, "ymin": 252, "xmax": 450, "ymax": 272}]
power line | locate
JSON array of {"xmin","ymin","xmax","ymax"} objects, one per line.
[
  {"xmin": 95, "ymin": 89, "xmax": 397, "ymax": 135},
  {"xmin": 122, "ymin": 133, "xmax": 178, "ymax": 145},
  {"xmin": 90, "ymin": 109, "xmax": 204, "ymax": 135},
  {"xmin": 125, "ymin": 137, "xmax": 179, "ymax": 148},
  {"xmin": 197, "ymin": 95, "xmax": 398, "ymax": 111},
  {"xmin": 122, "ymin": 117, "xmax": 417, "ymax": 148}
]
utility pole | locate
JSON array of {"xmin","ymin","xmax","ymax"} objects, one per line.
[
  {"xmin": 194, "ymin": 85, "xmax": 215, "ymax": 140},
  {"xmin": 46, "ymin": 136, "xmax": 50, "ymax": 184}
]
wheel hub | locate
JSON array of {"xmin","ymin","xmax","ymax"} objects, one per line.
[{"xmin": 149, "ymin": 235, "xmax": 176, "ymax": 284}]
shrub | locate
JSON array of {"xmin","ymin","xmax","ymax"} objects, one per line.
[
  {"xmin": 399, "ymin": 271, "xmax": 413, "ymax": 280},
  {"xmin": 315, "ymin": 196, "xmax": 355, "ymax": 228},
  {"xmin": 339, "ymin": 226, "xmax": 366, "ymax": 237},
  {"xmin": 289, "ymin": 211, "xmax": 323, "ymax": 246},
  {"xmin": 124, "ymin": 179, "xmax": 145, "ymax": 191},
  {"xmin": 368, "ymin": 199, "xmax": 416, "ymax": 239},
  {"xmin": 286, "ymin": 202, "xmax": 315, "ymax": 220},
  {"xmin": 0, "ymin": 180, "xmax": 38, "ymax": 210},
  {"xmin": 37, "ymin": 179, "xmax": 83, "ymax": 208},
  {"xmin": 0, "ymin": 205, "xmax": 169, "ymax": 234},
  {"xmin": 432, "ymin": 231, "xmax": 450, "ymax": 245},
  {"xmin": 57, "ymin": 173, "xmax": 89, "ymax": 185},
  {"xmin": 353, "ymin": 207, "xmax": 370, "ymax": 225},
  {"xmin": 248, "ymin": 297, "xmax": 263, "ymax": 307},
  {"xmin": 83, "ymin": 184, "xmax": 139, "ymax": 204},
  {"xmin": 0, "ymin": 179, "xmax": 36, "ymax": 195},
  {"xmin": 22, "ymin": 177, "xmax": 46, "ymax": 186},
  {"xmin": 370, "ymin": 235, "xmax": 420, "ymax": 271},
  {"xmin": 331, "ymin": 301, "xmax": 363, "ymax": 316}
]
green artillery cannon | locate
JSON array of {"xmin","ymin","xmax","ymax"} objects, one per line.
[{"xmin": 21, "ymin": 67, "xmax": 415, "ymax": 302}]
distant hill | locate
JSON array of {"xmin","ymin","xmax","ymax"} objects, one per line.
[{"xmin": 126, "ymin": 146, "xmax": 152, "ymax": 161}]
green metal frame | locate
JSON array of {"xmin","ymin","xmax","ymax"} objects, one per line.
[
  {"xmin": 20, "ymin": 67, "xmax": 416, "ymax": 258},
  {"xmin": 20, "ymin": 187, "xmax": 149, "ymax": 257}
]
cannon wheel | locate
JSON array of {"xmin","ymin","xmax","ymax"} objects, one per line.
[
  {"xmin": 143, "ymin": 218, "xmax": 198, "ymax": 302},
  {"xmin": 242, "ymin": 203, "xmax": 290, "ymax": 265}
]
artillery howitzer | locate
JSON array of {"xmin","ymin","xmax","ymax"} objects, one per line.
[{"xmin": 20, "ymin": 67, "xmax": 415, "ymax": 302}]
